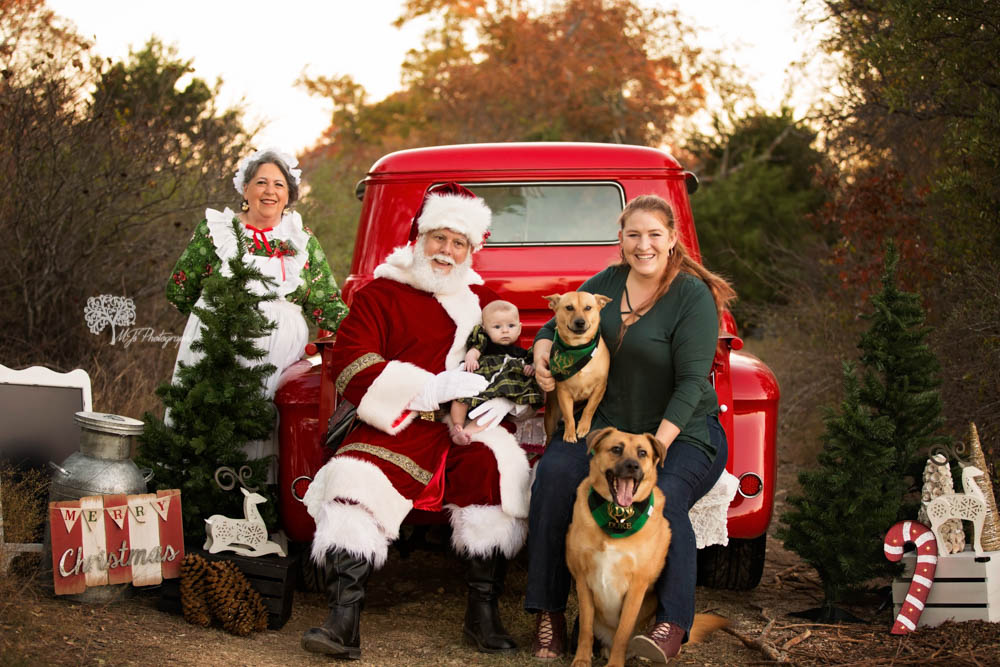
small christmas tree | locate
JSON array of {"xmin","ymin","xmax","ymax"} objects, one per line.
[
  {"xmin": 779, "ymin": 243, "xmax": 947, "ymax": 613},
  {"xmin": 139, "ymin": 220, "xmax": 278, "ymax": 538},
  {"xmin": 857, "ymin": 244, "xmax": 947, "ymax": 491}
]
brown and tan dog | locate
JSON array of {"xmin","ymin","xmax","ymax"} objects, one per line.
[
  {"xmin": 566, "ymin": 427, "xmax": 727, "ymax": 667},
  {"xmin": 543, "ymin": 291, "xmax": 611, "ymax": 443}
]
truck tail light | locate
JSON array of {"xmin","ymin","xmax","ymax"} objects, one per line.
[{"xmin": 737, "ymin": 472, "xmax": 763, "ymax": 499}]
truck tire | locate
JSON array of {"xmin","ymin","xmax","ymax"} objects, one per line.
[{"xmin": 697, "ymin": 534, "xmax": 766, "ymax": 590}]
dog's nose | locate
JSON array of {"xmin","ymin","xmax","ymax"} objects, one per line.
[
  {"xmin": 573, "ymin": 317, "xmax": 586, "ymax": 329},
  {"xmin": 616, "ymin": 459, "xmax": 641, "ymax": 477}
]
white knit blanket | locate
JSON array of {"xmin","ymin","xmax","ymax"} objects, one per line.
[{"xmin": 690, "ymin": 470, "xmax": 740, "ymax": 548}]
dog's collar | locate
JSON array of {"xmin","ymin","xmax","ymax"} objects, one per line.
[
  {"xmin": 550, "ymin": 331, "xmax": 599, "ymax": 381},
  {"xmin": 588, "ymin": 488, "xmax": 653, "ymax": 538}
]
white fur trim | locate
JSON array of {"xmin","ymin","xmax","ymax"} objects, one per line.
[
  {"xmin": 471, "ymin": 426, "xmax": 530, "ymax": 518},
  {"xmin": 374, "ymin": 244, "xmax": 415, "ymax": 275},
  {"xmin": 418, "ymin": 193, "xmax": 492, "ymax": 249},
  {"xmin": 310, "ymin": 501, "xmax": 391, "ymax": 569},
  {"xmin": 356, "ymin": 361, "xmax": 433, "ymax": 434},
  {"xmin": 434, "ymin": 288, "xmax": 484, "ymax": 370},
  {"xmin": 303, "ymin": 456, "xmax": 413, "ymax": 540},
  {"xmin": 447, "ymin": 504, "xmax": 527, "ymax": 558}
]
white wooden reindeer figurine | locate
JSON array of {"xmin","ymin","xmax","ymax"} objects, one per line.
[
  {"xmin": 204, "ymin": 487, "xmax": 286, "ymax": 557},
  {"xmin": 923, "ymin": 465, "xmax": 988, "ymax": 556}
]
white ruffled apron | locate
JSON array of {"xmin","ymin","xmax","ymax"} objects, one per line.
[{"xmin": 168, "ymin": 208, "xmax": 311, "ymax": 478}]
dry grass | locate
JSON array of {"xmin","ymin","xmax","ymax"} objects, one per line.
[{"xmin": 1, "ymin": 462, "xmax": 48, "ymax": 544}]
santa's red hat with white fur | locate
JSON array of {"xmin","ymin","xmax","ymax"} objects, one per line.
[{"xmin": 408, "ymin": 182, "xmax": 492, "ymax": 250}]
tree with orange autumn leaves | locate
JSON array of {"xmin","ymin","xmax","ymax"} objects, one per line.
[{"xmin": 303, "ymin": 0, "xmax": 707, "ymax": 150}]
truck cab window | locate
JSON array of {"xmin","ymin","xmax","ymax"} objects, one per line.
[{"xmin": 467, "ymin": 182, "xmax": 623, "ymax": 245}]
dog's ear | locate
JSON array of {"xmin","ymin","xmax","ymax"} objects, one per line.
[
  {"xmin": 593, "ymin": 294, "xmax": 612, "ymax": 310},
  {"xmin": 644, "ymin": 433, "xmax": 668, "ymax": 467},
  {"xmin": 544, "ymin": 294, "xmax": 563, "ymax": 311},
  {"xmin": 586, "ymin": 427, "xmax": 615, "ymax": 455}
]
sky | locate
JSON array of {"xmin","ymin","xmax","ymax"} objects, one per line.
[{"xmin": 47, "ymin": 0, "xmax": 827, "ymax": 154}]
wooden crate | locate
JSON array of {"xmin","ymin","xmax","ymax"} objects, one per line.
[
  {"xmin": 892, "ymin": 548, "xmax": 1000, "ymax": 627},
  {"xmin": 159, "ymin": 547, "xmax": 299, "ymax": 630}
]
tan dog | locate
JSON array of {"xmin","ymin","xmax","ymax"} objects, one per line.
[
  {"xmin": 543, "ymin": 291, "xmax": 611, "ymax": 443},
  {"xmin": 566, "ymin": 428, "xmax": 727, "ymax": 667}
]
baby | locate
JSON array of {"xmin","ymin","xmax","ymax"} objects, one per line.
[{"xmin": 450, "ymin": 300, "xmax": 544, "ymax": 445}]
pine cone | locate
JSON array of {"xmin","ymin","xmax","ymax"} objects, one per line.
[
  {"xmin": 179, "ymin": 554, "xmax": 212, "ymax": 628},
  {"xmin": 231, "ymin": 573, "xmax": 269, "ymax": 635},
  {"xmin": 204, "ymin": 560, "xmax": 241, "ymax": 628},
  {"xmin": 203, "ymin": 560, "xmax": 269, "ymax": 636}
]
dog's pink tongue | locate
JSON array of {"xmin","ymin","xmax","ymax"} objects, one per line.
[{"xmin": 615, "ymin": 481, "xmax": 634, "ymax": 507}]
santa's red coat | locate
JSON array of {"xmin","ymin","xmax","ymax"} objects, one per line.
[{"xmin": 303, "ymin": 259, "xmax": 531, "ymax": 553}]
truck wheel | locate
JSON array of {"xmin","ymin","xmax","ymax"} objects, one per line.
[{"xmin": 697, "ymin": 534, "xmax": 766, "ymax": 590}]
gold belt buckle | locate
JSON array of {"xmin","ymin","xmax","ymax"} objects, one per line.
[{"xmin": 418, "ymin": 411, "xmax": 436, "ymax": 421}]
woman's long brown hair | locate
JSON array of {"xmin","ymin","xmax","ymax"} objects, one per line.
[{"xmin": 615, "ymin": 194, "xmax": 736, "ymax": 346}]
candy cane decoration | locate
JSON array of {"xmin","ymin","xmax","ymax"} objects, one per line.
[{"xmin": 884, "ymin": 520, "xmax": 938, "ymax": 634}]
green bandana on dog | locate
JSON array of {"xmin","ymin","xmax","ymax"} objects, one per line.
[
  {"xmin": 549, "ymin": 331, "xmax": 599, "ymax": 381},
  {"xmin": 588, "ymin": 488, "xmax": 654, "ymax": 538}
]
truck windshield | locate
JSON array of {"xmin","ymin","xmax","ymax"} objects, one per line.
[{"xmin": 466, "ymin": 182, "xmax": 624, "ymax": 245}]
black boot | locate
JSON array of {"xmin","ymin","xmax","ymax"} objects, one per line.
[
  {"xmin": 463, "ymin": 552, "xmax": 518, "ymax": 653},
  {"xmin": 301, "ymin": 549, "xmax": 372, "ymax": 659}
]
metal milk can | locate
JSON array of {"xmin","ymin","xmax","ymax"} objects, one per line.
[
  {"xmin": 46, "ymin": 411, "xmax": 151, "ymax": 602},
  {"xmin": 49, "ymin": 412, "xmax": 150, "ymax": 501}
]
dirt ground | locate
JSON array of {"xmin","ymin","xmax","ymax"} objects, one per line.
[{"xmin": 4, "ymin": 465, "xmax": 1000, "ymax": 665}]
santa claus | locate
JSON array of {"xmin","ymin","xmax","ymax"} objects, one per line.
[{"xmin": 300, "ymin": 183, "xmax": 531, "ymax": 659}]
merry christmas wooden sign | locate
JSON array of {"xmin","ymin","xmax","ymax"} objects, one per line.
[{"xmin": 49, "ymin": 489, "xmax": 184, "ymax": 595}]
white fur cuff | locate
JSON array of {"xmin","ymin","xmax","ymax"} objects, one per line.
[
  {"xmin": 471, "ymin": 426, "xmax": 530, "ymax": 518},
  {"xmin": 357, "ymin": 360, "xmax": 433, "ymax": 434},
  {"xmin": 311, "ymin": 501, "xmax": 391, "ymax": 569},
  {"xmin": 447, "ymin": 504, "xmax": 527, "ymax": 559},
  {"xmin": 303, "ymin": 456, "xmax": 413, "ymax": 539}
]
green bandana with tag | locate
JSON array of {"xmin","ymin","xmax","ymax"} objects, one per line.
[
  {"xmin": 588, "ymin": 488, "xmax": 654, "ymax": 538},
  {"xmin": 549, "ymin": 331, "xmax": 599, "ymax": 381}
]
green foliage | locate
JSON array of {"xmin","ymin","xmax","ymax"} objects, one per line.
[
  {"xmin": 686, "ymin": 110, "xmax": 827, "ymax": 318},
  {"xmin": 92, "ymin": 38, "xmax": 212, "ymax": 139},
  {"xmin": 0, "ymin": 9, "xmax": 253, "ymax": 370},
  {"xmin": 820, "ymin": 0, "xmax": 1000, "ymax": 264},
  {"xmin": 779, "ymin": 244, "xmax": 946, "ymax": 605},
  {"xmin": 138, "ymin": 221, "xmax": 278, "ymax": 538}
]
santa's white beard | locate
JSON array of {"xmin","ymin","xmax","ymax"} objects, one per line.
[{"xmin": 409, "ymin": 249, "xmax": 473, "ymax": 295}]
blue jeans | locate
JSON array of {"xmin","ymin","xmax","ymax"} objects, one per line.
[{"xmin": 524, "ymin": 416, "xmax": 728, "ymax": 635}]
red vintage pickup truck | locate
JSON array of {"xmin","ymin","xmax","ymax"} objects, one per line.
[{"xmin": 274, "ymin": 142, "xmax": 779, "ymax": 589}]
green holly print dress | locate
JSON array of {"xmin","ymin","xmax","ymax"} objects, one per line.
[{"xmin": 167, "ymin": 208, "xmax": 349, "ymax": 400}]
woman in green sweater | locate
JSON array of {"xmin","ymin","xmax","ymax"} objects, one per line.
[{"xmin": 525, "ymin": 194, "xmax": 736, "ymax": 662}]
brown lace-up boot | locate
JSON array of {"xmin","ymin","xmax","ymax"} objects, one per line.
[
  {"xmin": 530, "ymin": 610, "xmax": 567, "ymax": 660},
  {"xmin": 628, "ymin": 621, "xmax": 684, "ymax": 663}
]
